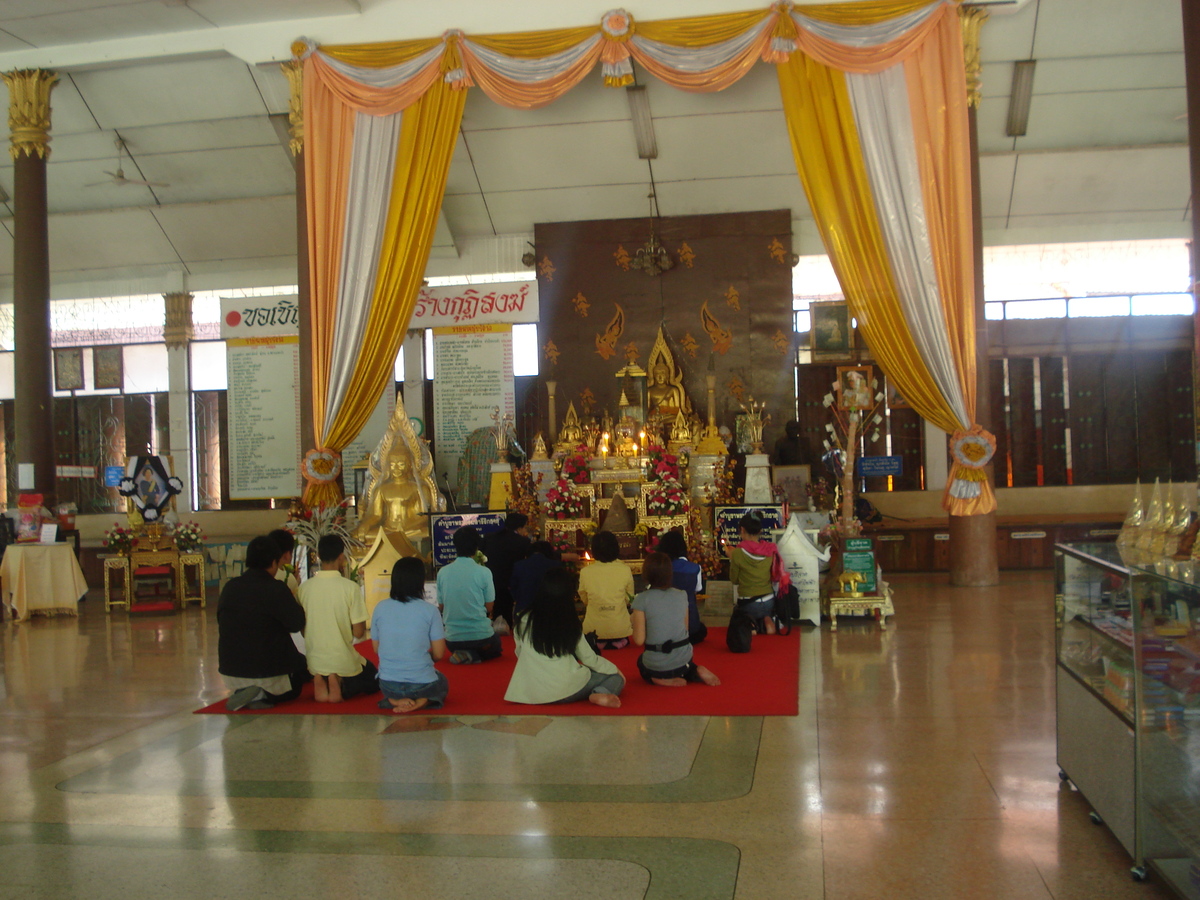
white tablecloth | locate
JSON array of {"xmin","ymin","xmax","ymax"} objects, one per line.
[{"xmin": 0, "ymin": 543, "xmax": 87, "ymax": 620}]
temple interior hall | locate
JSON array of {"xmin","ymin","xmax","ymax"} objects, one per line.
[{"xmin": 0, "ymin": 1, "xmax": 1196, "ymax": 899}]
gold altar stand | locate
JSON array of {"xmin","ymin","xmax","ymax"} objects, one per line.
[
  {"xmin": 104, "ymin": 556, "xmax": 131, "ymax": 612},
  {"xmin": 179, "ymin": 552, "xmax": 206, "ymax": 607}
]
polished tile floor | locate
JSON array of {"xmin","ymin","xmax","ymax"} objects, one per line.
[{"xmin": 0, "ymin": 572, "xmax": 1177, "ymax": 899}]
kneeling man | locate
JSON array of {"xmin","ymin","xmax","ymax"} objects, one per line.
[
  {"xmin": 298, "ymin": 535, "xmax": 378, "ymax": 702},
  {"xmin": 219, "ymin": 535, "xmax": 311, "ymax": 710}
]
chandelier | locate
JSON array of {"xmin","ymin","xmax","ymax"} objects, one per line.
[{"xmin": 631, "ymin": 228, "xmax": 674, "ymax": 276}]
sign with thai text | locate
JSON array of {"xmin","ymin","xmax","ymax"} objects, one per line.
[
  {"xmin": 430, "ymin": 511, "xmax": 506, "ymax": 567},
  {"xmin": 220, "ymin": 295, "xmax": 299, "ymax": 338},
  {"xmin": 226, "ymin": 335, "xmax": 301, "ymax": 499},
  {"xmin": 412, "ymin": 281, "xmax": 538, "ymax": 328},
  {"xmin": 714, "ymin": 505, "xmax": 784, "ymax": 553},
  {"xmin": 856, "ymin": 455, "xmax": 903, "ymax": 477}
]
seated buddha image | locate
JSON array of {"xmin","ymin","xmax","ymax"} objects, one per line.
[
  {"xmin": 647, "ymin": 363, "xmax": 685, "ymax": 416},
  {"xmin": 355, "ymin": 454, "xmax": 428, "ymax": 554}
]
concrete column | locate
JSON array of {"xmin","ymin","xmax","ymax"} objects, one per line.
[
  {"xmin": 283, "ymin": 60, "xmax": 316, "ymax": 463},
  {"xmin": 948, "ymin": 9, "xmax": 999, "ymax": 587},
  {"xmin": 164, "ymin": 291, "xmax": 193, "ymax": 512},
  {"xmin": 1181, "ymin": 0, "xmax": 1200, "ymax": 476},
  {"xmin": 4, "ymin": 69, "xmax": 58, "ymax": 499},
  {"xmin": 402, "ymin": 329, "xmax": 426, "ymax": 430}
]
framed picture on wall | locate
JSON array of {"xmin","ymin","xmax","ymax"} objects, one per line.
[
  {"xmin": 836, "ymin": 365, "xmax": 874, "ymax": 411},
  {"xmin": 810, "ymin": 300, "xmax": 852, "ymax": 360},
  {"xmin": 886, "ymin": 378, "xmax": 910, "ymax": 409},
  {"xmin": 53, "ymin": 347, "xmax": 84, "ymax": 391},
  {"xmin": 93, "ymin": 345, "xmax": 124, "ymax": 390},
  {"xmin": 772, "ymin": 464, "xmax": 811, "ymax": 508}
]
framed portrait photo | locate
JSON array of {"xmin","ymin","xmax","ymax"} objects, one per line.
[
  {"xmin": 886, "ymin": 378, "xmax": 910, "ymax": 409},
  {"xmin": 809, "ymin": 300, "xmax": 853, "ymax": 360},
  {"xmin": 836, "ymin": 365, "xmax": 874, "ymax": 411},
  {"xmin": 53, "ymin": 347, "xmax": 84, "ymax": 392}
]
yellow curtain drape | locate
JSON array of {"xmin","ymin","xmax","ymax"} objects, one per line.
[
  {"xmin": 797, "ymin": 0, "xmax": 942, "ymax": 26},
  {"xmin": 317, "ymin": 36, "xmax": 443, "ymax": 68},
  {"xmin": 321, "ymin": 75, "xmax": 466, "ymax": 456},
  {"xmin": 776, "ymin": 50, "xmax": 962, "ymax": 436}
]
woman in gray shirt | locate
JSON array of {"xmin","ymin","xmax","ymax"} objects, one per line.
[{"xmin": 631, "ymin": 553, "xmax": 720, "ymax": 687}]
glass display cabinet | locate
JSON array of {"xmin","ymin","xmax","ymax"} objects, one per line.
[{"xmin": 1055, "ymin": 542, "xmax": 1200, "ymax": 896}]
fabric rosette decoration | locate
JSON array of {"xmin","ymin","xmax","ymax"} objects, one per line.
[{"xmin": 943, "ymin": 425, "xmax": 998, "ymax": 514}]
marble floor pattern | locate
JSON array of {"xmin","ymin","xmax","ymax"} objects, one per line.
[{"xmin": 0, "ymin": 571, "xmax": 1178, "ymax": 899}]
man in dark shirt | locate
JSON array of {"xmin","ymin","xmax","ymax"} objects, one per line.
[
  {"xmin": 484, "ymin": 512, "xmax": 532, "ymax": 630},
  {"xmin": 218, "ymin": 535, "xmax": 309, "ymax": 710}
]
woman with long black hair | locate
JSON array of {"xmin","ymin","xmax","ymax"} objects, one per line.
[{"xmin": 505, "ymin": 568, "xmax": 625, "ymax": 708}]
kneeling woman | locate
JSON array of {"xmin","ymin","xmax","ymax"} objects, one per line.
[
  {"xmin": 632, "ymin": 552, "xmax": 720, "ymax": 687},
  {"xmin": 505, "ymin": 568, "xmax": 625, "ymax": 708},
  {"xmin": 372, "ymin": 557, "xmax": 449, "ymax": 713}
]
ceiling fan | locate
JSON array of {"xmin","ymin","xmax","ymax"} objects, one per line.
[{"xmin": 86, "ymin": 136, "xmax": 169, "ymax": 188}]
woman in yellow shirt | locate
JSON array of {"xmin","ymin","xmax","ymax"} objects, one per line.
[{"xmin": 578, "ymin": 531, "xmax": 634, "ymax": 649}]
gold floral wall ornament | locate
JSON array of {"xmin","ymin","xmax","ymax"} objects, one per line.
[
  {"xmin": 571, "ymin": 291, "xmax": 590, "ymax": 317},
  {"xmin": 623, "ymin": 342, "xmax": 640, "ymax": 365},
  {"xmin": 538, "ymin": 255, "xmax": 557, "ymax": 281},
  {"xmin": 727, "ymin": 374, "xmax": 747, "ymax": 403},
  {"xmin": 767, "ymin": 237, "xmax": 787, "ymax": 264},
  {"xmin": 3, "ymin": 69, "xmax": 58, "ymax": 159},
  {"xmin": 280, "ymin": 60, "xmax": 304, "ymax": 155},
  {"xmin": 960, "ymin": 6, "xmax": 988, "ymax": 109},
  {"xmin": 613, "ymin": 245, "xmax": 631, "ymax": 270},
  {"xmin": 771, "ymin": 328, "xmax": 790, "ymax": 354},
  {"xmin": 678, "ymin": 242, "xmax": 696, "ymax": 268},
  {"xmin": 163, "ymin": 291, "xmax": 194, "ymax": 349},
  {"xmin": 594, "ymin": 303, "xmax": 625, "ymax": 359},
  {"xmin": 724, "ymin": 285, "xmax": 741, "ymax": 310},
  {"xmin": 543, "ymin": 340, "xmax": 561, "ymax": 366},
  {"xmin": 700, "ymin": 300, "xmax": 733, "ymax": 355},
  {"xmin": 680, "ymin": 332, "xmax": 699, "ymax": 358}
]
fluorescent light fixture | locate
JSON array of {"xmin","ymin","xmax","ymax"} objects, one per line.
[
  {"xmin": 626, "ymin": 84, "xmax": 657, "ymax": 159},
  {"xmin": 1006, "ymin": 59, "xmax": 1036, "ymax": 137}
]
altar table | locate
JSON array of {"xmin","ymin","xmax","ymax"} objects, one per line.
[{"xmin": 0, "ymin": 542, "xmax": 88, "ymax": 621}]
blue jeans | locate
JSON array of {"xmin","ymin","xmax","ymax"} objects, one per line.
[{"xmin": 378, "ymin": 671, "xmax": 449, "ymax": 709}]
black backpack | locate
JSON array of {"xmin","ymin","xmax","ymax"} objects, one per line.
[{"xmin": 726, "ymin": 608, "xmax": 754, "ymax": 653}]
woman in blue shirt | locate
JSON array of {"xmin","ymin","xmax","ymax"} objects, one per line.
[{"xmin": 372, "ymin": 556, "xmax": 448, "ymax": 713}]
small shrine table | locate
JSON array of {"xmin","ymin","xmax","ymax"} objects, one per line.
[{"xmin": 0, "ymin": 542, "xmax": 88, "ymax": 620}]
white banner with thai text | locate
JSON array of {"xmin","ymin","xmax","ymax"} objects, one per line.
[
  {"xmin": 220, "ymin": 295, "xmax": 299, "ymax": 338},
  {"xmin": 412, "ymin": 281, "xmax": 537, "ymax": 328},
  {"xmin": 432, "ymin": 324, "xmax": 514, "ymax": 494}
]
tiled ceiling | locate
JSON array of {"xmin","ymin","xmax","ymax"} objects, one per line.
[{"xmin": 0, "ymin": 0, "xmax": 1189, "ymax": 293}]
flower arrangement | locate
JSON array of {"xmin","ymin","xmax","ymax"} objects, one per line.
[
  {"xmin": 508, "ymin": 462, "xmax": 544, "ymax": 533},
  {"xmin": 559, "ymin": 445, "xmax": 591, "ymax": 484},
  {"xmin": 685, "ymin": 506, "xmax": 725, "ymax": 578},
  {"xmin": 173, "ymin": 520, "xmax": 206, "ymax": 553},
  {"xmin": 646, "ymin": 478, "xmax": 688, "ymax": 517},
  {"xmin": 545, "ymin": 478, "xmax": 587, "ymax": 519},
  {"xmin": 645, "ymin": 440, "xmax": 680, "ymax": 483},
  {"xmin": 711, "ymin": 456, "xmax": 743, "ymax": 505},
  {"xmin": 286, "ymin": 497, "xmax": 361, "ymax": 553},
  {"xmin": 806, "ymin": 475, "xmax": 836, "ymax": 512},
  {"xmin": 102, "ymin": 523, "xmax": 138, "ymax": 555}
]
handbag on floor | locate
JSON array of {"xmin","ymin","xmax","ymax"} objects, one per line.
[{"xmin": 726, "ymin": 608, "xmax": 754, "ymax": 653}]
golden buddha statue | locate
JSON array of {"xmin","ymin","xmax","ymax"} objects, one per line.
[
  {"xmin": 354, "ymin": 397, "xmax": 445, "ymax": 556},
  {"xmin": 645, "ymin": 326, "xmax": 692, "ymax": 423},
  {"xmin": 555, "ymin": 401, "xmax": 585, "ymax": 452}
]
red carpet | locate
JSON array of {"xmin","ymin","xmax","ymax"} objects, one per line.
[{"xmin": 196, "ymin": 627, "xmax": 799, "ymax": 717}]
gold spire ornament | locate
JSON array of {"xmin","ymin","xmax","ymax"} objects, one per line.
[
  {"xmin": 281, "ymin": 60, "xmax": 303, "ymax": 156},
  {"xmin": 3, "ymin": 69, "xmax": 58, "ymax": 159}
]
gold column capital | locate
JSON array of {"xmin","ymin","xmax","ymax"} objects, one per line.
[
  {"xmin": 960, "ymin": 6, "xmax": 988, "ymax": 109},
  {"xmin": 163, "ymin": 291, "xmax": 194, "ymax": 349},
  {"xmin": 2, "ymin": 68, "xmax": 58, "ymax": 159},
  {"xmin": 281, "ymin": 60, "xmax": 303, "ymax": 156}
]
